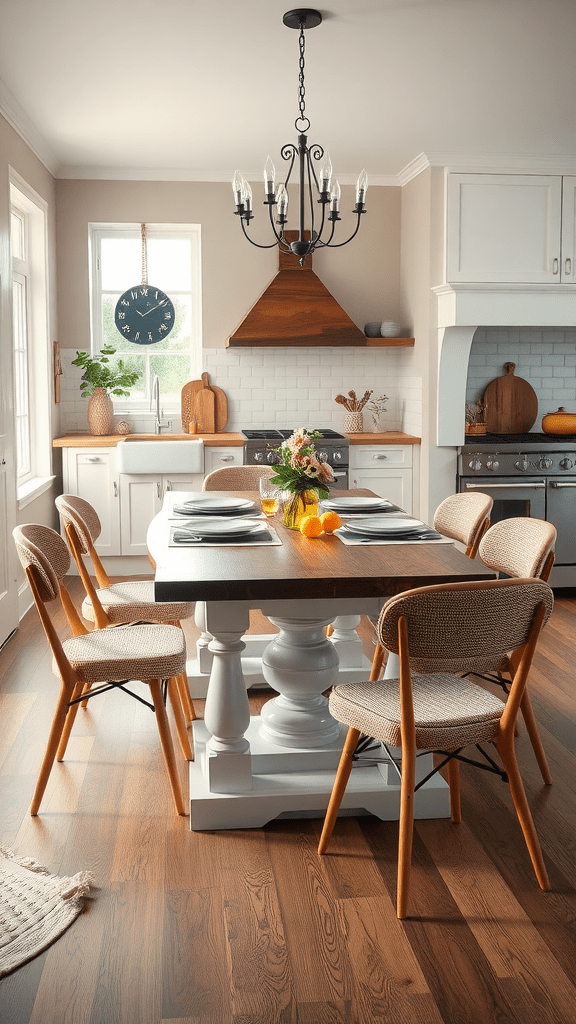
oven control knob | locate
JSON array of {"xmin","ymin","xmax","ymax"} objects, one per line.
[
  {"xmin": 486, "ymin": 457, "xmax": 499, "ymax": 471},
  {"xmin": 333, "ymin": 450, "xmax": 342, "ymax": 462},
  {"xmin": 254, "ymin": 452, "xmax": 264, "ymax": 462},
  {"xmin": 515, "ymin": 457, "xmax": 530, "ymax": 472},
  {"xmin": 559, "ymin": 457, "xmax": 573, "ymax": 470},
  {"xmin": 468, "ymin": 458, "xmax": 483, "ymax": 472},
  {"xmin": 538, "ymin": 456, "xmax": 553, "ymax": 470},
  {"xmin": 266, "ymin": 451, "xmax": 279, "ymax": 464},
  {"xmin": 318, "ymin": 450, "xmax": 329, "ymax": 463}
]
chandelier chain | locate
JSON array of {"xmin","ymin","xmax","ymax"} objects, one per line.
[{"xmin": 298, "ymin": 23, "xmax": 306, "ymax": 124}]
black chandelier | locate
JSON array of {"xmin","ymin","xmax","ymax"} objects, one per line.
[{"xmin": 232, "ymin": 8, "xmax": 368, "ymax": 266}]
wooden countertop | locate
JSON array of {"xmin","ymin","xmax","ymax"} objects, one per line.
[{"xmin": 52, "ymin": 430, "xmax": 420, "ymax": 448}]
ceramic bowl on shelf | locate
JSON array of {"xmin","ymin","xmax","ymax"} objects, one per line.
[
  {"xmin": 364, "ymin": 322, "xmax": 382, "ymax": 338},
  {"xmin": 380, "ymin": 321, "xmax": 401, "ymax": 337}
]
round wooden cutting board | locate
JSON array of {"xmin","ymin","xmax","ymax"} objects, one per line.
[{"xmin": 483, "ymin": 363, "xmax": 538, "ymax": 434}]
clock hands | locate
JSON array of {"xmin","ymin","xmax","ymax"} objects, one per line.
[{"xmin": 137, "ymin": 300, "xmax": 169, "ymax": 317}]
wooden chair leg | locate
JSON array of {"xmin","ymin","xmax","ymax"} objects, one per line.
[
  {"xmin": 318, "ymin": 727, "xmax": 360, "ymax": 854},
  {"xmin": 447, "ymin": 756, "xmax": 462, "ymax": 823},
  {"xmin": 520, "ymin": 691, "xmax": 552, "ymax": 785},
  {"xmin": 31, "ymin": 681, "xmax": 75, "ymax": 815},
  {"xmin": 148, "ymin": 679, "xmax": 186, "ymax": 816},
  {"xmin": 370, "ymin": 643, "xmax": 385, "ymax": 682},
  {"xmin": 496, "ymin": 735, "xmax": 550, "ymax": 891},
  {"xmin": 167, "ymin": 676, "xmax": 193, "ymax": 761},
  {"xmin": 56, "ymin": 681, "xmax": 87, "ymax": 761},
  {"xmin": 176, "ymin": 671, "xmax": 196, "ymax": 724},
  {"xmin": 397, "ymin": 746, "xmax": 416, "ymax": 919}
]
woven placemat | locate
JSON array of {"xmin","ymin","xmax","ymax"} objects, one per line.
[{"xmin": 0, "ymin": 845, "xmax": 92, "ymax": 977}]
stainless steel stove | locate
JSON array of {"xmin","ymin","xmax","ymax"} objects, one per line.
[
  {"xmin": 458, "ymin": 432, "xmax": 576, "ymax": 587},
  {"xmin": 242, "ymin": 428, "xmax": 350, "ymax": 487}
]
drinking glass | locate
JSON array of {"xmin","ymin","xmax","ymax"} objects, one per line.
[{"xmin": 259, "ymin": 477, "xmax": 281, "ymax": 517}]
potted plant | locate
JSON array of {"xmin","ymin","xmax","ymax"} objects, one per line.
[
  {"xmin": 269, "ymin": 428, "xmax": 334, "ymax": 529},
  {"xmin": 72, "ymin": 345, "xmax": 142, "ymax": 435}
]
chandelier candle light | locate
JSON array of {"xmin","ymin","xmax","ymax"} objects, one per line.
[{"xmin": 232, "ymin": 9, "xmax": 368, "ymax": 266}]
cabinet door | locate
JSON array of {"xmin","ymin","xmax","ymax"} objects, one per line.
[
  {"xmin": 447, "ymin": 173, "xmax": 562, "ymax": 283},
  {"xmin": 351, "ymin": 468, "xmax": 412, "ymax": 513},
  {"xmin": 63, "ymin": 449, "xmax": 121, "ymax": 555},
  {"xmin": 163, "ymin": 473, "xmax": 205, "ymax": 497},
  {"xmin": 119, "ymin": 475, "xmax": 162, "ymax": 556},
  {"xmin": 204, "ymin": 447, "xmax": 244, "ymax": 474},
  {"xmin": 560, "ymin": 176, "xmax": 576, "ymax": 283}
]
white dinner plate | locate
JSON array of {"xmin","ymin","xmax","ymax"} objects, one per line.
[
  {"xmin": 177, "ymin": 516, "xmax": 264, "ymax": 537},
  {"xmin": 178, "ymin": 496, "xmax": 256, "ymax": 513},
  {"xmin": 322, "ymin": 497, "xmax": 393, "ymax": 511},
  {"xmin": 343, "ymin": 515, "xmax": 426, "ymax": 536}
]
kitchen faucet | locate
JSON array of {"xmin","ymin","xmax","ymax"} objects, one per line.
[{"xmin": 151, "ymin": 374, "xmax": 171, "ymax": 434}]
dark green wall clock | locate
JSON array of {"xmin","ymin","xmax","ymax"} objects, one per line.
[{"xmin": 114, "ymin": 284, "xmax": 175, "ymax": 345}]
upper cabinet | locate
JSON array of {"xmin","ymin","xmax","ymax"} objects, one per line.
[{"xmin": 447, "ymin": 173, "xmax": 576, "ymax": 285}]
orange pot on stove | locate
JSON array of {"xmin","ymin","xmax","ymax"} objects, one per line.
[{"xmin": 541, "ymin": 406, "xmax": 576, "ymax": 434}]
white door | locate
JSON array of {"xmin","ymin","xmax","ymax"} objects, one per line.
[
  {"xmin": 64, "ymin": 449, "xmax": 121, "ymax": 555},
  {"xmin": 447, "ymin": 173, "xmax": 562, "ymax": 283},
  {"xmin": 119, "ymin": 475, "xmax": 162, "ymax": 556}
]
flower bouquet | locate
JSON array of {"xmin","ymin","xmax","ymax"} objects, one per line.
[{"xmin": 269, "ymin": 428, "xmax": 335, "ymax": 529}]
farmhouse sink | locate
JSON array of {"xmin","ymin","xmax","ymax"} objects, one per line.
[{"xmin": 116, "ymin": 436, "xmax": 204, "ymax": 474}]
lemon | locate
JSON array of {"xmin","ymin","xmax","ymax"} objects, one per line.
[
  {"xmin": 300, "ymin": 515, "xmax": 323, "ymax": 538},
  {"xmin": 320, "ymin": 511, "xmax": 342, "ymax": 534}
]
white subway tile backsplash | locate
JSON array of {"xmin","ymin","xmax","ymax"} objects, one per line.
[{"xmin": 466, "ymin": 327, "xmax": 576, "ymax": 427}]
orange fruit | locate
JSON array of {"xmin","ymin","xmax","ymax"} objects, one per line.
[
  {"xmin": 300, "ymin": 515, "xmax": 323, "ymax": 538},
  {"xmin": 320, "ymin": 511, "xmax": 342, "ymax": 534}
]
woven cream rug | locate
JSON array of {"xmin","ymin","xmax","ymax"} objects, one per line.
[{"xmin": 0, "ymin": 845, "xmax": 92, "ymax": 978}]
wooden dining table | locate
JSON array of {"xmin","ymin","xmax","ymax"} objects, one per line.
[{"xmin": 148, "ymin": 490, "xmax": 495, "ymax": 830}]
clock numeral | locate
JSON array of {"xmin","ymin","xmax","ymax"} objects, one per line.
[
  {"xmin": 164, "ymin": 311, "xmax": 172, "ymax": 319},
  {"xmin": 148, "ymin": 332, "xmax": 153, "ymax": 342},
  {"xmin": 134, "ymin": 331, "xmax": 140, "ymax": 341},
  {"xmin": 159, "ymin": 323, "xmax": 168, "ymax": 333},
  {"xmin": 122, "ymin": 325, "xmax": 131, "ymax": 334},
  {"xmin": 117, "ymin": 311, "xmax": 126, "ymax": 320},
  {"xmin": 121, "ymin": 299, "xmax": 130, "ymax": 306},
  {"xmin": 131, "ymin": 290, "xmax": 138, "ymax": 300},
  {"xmin": 154, "ymin": 291, "xmax": 159, "ymax": 299},
  {"xmin": 140, "ymin": 287, "xmax": 149, "ymax": 297}
]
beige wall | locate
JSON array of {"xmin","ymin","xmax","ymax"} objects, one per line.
[{"xmin": 55, "ymin": 178, "xmax": 401, "ymax": 352}]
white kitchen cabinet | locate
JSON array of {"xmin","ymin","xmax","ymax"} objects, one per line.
[
  {"xmin": 119, "ymin": 473, "xmax": 204, "ymax": 555},
  {"xmin": 62, "ymin": 446, "xmax": 204, "ymax": 558},
  {"xmin": 61, "ymin": 447, "xmax": 121, "ymax": 555},
  {"xmin": 447, "ymin": 173, "xmax": 576, "ymax": 284},
  {"xmin": 350, "ymin": 446, "xmax": 413, "ymax": 513},
  {"xmin": 204, "ymin": 446, "xmax": 244, "ymax": 474}
]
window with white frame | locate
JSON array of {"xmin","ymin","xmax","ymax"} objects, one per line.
[
  {"xmin": 10, "ymin": 176, "xmax": 51, "ymax": 493},
  {"xmin": 89, "ymin": 224, "xmax": 202, "ymax": 409}
]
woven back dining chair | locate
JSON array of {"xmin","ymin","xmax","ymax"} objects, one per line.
[
  {"xmin": 368, "ymin": 491, "xmax": 493, "ymax": 680},
  {"xmin": 55, "ymin": 494, "xmax": 196, "ymax": 725},
  {"xmin": 318, "ymin": 576, "xmax": 554, "ymax": 919},
  {"xmin": 203, "ymin": 464, "xmax": 275, "ymax": 491},
  {"xmin": 13, "ymin": 524, "xmax": 190, "ymax": 816}
]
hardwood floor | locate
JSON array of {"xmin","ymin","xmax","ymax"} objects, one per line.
[{"xmin": 1, "ymin": 578, "xmax": 575, "ymax": 1024}]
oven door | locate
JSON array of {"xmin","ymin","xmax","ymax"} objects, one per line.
[
  {"xmin": 330, "ymin": 469, "xmax": 349, "ymax": 490},
  {"xmin": 547, "ymin": 478, "xmax": 576, "ymax": 564},
  {"xmin": 459, "ymin": 478, "xmax": 546, "ymax": 522}
]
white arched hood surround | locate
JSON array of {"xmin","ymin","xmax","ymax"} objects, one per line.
[{"xmin": 433, "ymin": 284, "xmax": 576, "ymax": 446}]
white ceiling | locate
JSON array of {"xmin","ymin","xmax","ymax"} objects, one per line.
[{"xmin": 1, "ymin": 0, "xmax": 576, "ymax": 182}]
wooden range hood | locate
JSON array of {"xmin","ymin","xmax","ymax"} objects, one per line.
[{"xmin": 227, "ymin": 234, "xmax": 372, "ymax": 348}]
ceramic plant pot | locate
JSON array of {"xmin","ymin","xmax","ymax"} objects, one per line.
[{"xmin": 87, "ymin": 387, "xmax": 114, "ymax": 435}]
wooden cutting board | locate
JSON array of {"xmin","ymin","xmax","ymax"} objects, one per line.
[
  {"xmin": 193, "ymin": 386, "xmax": 216, "ymax": 433},
  {"xmin": 483, "ymin": 362, "xmax": 538, "ymax": 434},
  {"xmin": 181, "ymin": 373, "xmax": 228, "ymax": 432}
]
